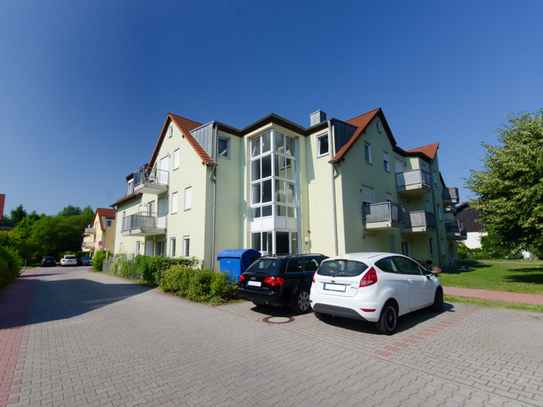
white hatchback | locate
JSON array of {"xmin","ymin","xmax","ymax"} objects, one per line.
[
  {"xmin": 310, "ymin": 252, "xmax": 443, "ymax": 334},
  {"xmin": 60, "ymin": 255, "xmax": 78, "ymax": 267}
]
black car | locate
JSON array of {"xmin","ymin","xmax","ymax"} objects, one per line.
[
  {"xmin": 40, "ymin": 256, "xmax": 56, "ymax": 267},
  {"xmin": 78, "ymin": 257, "xmax": 92, "ymax": 266},
  {"xmin": 239, "ymin": 253, "xmax": 328, "ymax": 314}
]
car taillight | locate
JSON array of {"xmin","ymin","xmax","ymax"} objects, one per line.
[
  {"xmin": 359, "ymin": 267, "xmax": 377, "ymax": 287},
  {"xmin": 312, "ymin": 271, "xmax": 317, "ymax": 283},
  {"xmin": 264, "ymin": 276, "xmax": 284, "ymax": 286},
  {"xmin": 240, "ymin": 275, "xmax": 245, "ymax": 282}
]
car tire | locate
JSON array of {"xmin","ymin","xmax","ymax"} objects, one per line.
[
  {"xmin": 432, "ymin": 287, "xmax": 444, "ymax": 312},
  {"xmin": 291, "ymin": 288, "xmax": 311, "ymax": 314},
  {"xmin": 375, "ymin": 301, "xmax": 398, "ymax": 335},
  {"xmin": 313, "ymin": 311, "xmax": 332, "ymax": 321}
]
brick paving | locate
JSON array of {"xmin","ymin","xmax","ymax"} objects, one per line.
[{"xmin": 1, "ymin": 267, "xmax": 543, "ymax": 406}]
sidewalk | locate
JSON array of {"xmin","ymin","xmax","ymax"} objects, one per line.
[{"xmin": 444, "ymin": 286, "xmax": 543, "ymax": 305}]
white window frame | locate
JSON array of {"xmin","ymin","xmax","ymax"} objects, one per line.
[
  {"xmin": 183, "ymin": 236, "xmax": 190, "ymax": 257},
  {"xmin": 172, "ymin": 192, "xmax": 178, "ymax": 214},
  {"xmin": 218, "ymin": 136, "xmax": 230, "ymax": 159},
  {"xmin": 184, "ymin": 187, "xmax": 192, "ymax": 211},
  {"xmin": 169, "ymin": 125, "xmax": 174, "ymax": 138},
  {"xmin": 429, "ymin": 238, "xmax": 435, "ymax": 256},
  {"xmin": 364, "ymin": 143, "xmax": 372, "ymax": 164},
  {"xmin": 170, "ymin": 238, "xmax": 176, "ymax": 257},
  {"xmin": 383, "ymin": 152, "xmax": 390, "ymax": 172},
  {"xmin": 173, "ymin": 149, "xmax": 180, "ymax": 170},
  {"xmin": 376, "ymin": 121, "xmax": 380, "ymax": 132},
  {"xmin": 126, "ymin": 179, "xmax": 134, "ymax": 195},
  {"xmin": 317, "ymin": 134, "xmax": 329, "ymax": 157},
  {"xmin": 361, "ymin": 185, "xmax": 375, "ymax": 205},
  {"xmin": 136, "ymin": 241, "xmax": 141, "ymax": 255}
]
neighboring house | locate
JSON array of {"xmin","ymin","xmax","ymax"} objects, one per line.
[
  {"xmin": 81, "ymin": 208, "xmax": 116, "ymax": 256},
  {"xmin": 454, "ymin": 203, "xmax": 486, "ymax": 249},
  {"xmin": 111, "ymin": 107, "xmax": 466, "ymax": 270}
]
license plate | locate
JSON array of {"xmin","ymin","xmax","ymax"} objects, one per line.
[
  {"xmin": 323, "ymin": 283, "xmax": 346, "ymax": 292},
  {"xmin": 247, "ymin": 281, "xmax": 261, "ymax": 287}
]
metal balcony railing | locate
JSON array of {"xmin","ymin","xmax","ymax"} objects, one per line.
[
  {"xmin": 445, "ymin": 220, "xmax": 467, "ymax": 237},
  {"xmin": 403, "ymin": 211, "xmax": 436, "ymax": 229},
  {"xmin": 81, "ymin": 241, "xmax": 95, "ymax": 249},
  {"xmin": 363, "ymin": 202, "xmax": 405, "ymax": 224},
  {"xmin": 133, "ymin": 165, "xmax": 169, "ymax": 188},
  {"xmin": 396, "ymin": 169, "xmax": 432, "ymax": 189},
  {"xmin": 442, "ymin": 187, "xmax": 459, "ymax": 204},
  {"xmin": 121, "ymin": 212, "xmax": 167, "ymax": 232},
  {"xmin": 84, "ymin": 227, "xmax": 96, "ymax": 235}
]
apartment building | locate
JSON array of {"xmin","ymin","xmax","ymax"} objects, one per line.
[
  {"xmin": 111, "ymin": 107, "xmax": 466, "ymax": 270},
  {"xmin": 81, "ymin": 208, "xmax": 116, "ymax": 256}
]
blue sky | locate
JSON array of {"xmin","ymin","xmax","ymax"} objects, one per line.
[{"xmin": 1, "ymin": 0, "xmax": 542, "ymax": 216}]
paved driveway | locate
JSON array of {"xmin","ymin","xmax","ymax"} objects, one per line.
[{"xmin": 2, "ymin": 267, "xmax": 543, "ymax": 406}]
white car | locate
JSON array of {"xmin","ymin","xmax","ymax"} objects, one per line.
[
  {"xmin": 310, "ymin": 252, "xmax": 443, "ymax": 334},
  {"xmin": 60, "ymin": 255, "xmax": 78, "ymax": 267}
]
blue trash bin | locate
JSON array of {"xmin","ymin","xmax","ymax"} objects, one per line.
[{"xmin": 217, "ymin": 249, "xmax": 261, "ymax": 281}]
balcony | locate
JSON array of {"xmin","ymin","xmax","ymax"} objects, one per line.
[
  {"xmin": 445, "ymin": 220, "xmax": 468, "ymax": 240},
  {"xmin": 442, "ymin": 187, "xmax": 459, "ymax": 206},
  {"xmin": 396, "ymin": 169, "xmax": 432, "ymax": 196},
  {"xmin": 444, "ymin": 206, "xmax": 457, "ymax": 214},
  {"xmin": 363, "ymin": 202, "xmax": 405, "ymax": 230},
  {"xmin": 83, "ymin": 227, "xmax": 96, "ymax": 236},
  {"xmin": 121, "ymin": 212, "xmax": 166, "ymax": 236},
  {"xmin": 81, "ymin": 241, "xmax": 95, "ymax": 250},
  {"xmin": 401, "ymin": 211, "xmax": 436, "ymax": 233},
  {"xmin": 133, "ymin": 165, "xmax": 168, "ymax": 195}
]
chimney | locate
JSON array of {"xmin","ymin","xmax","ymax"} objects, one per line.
[{"xmin": 310, "ymin": 110, "xmax": 327, "ymax": 127}]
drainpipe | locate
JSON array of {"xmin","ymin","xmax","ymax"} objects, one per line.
[
  {"xmin": 430, "ymin": 159, "xmax": 442, "ymax": 266},
  {"xmin": 209, "ymin": 123, "xmax": 218, "ymax": 271},
  {"xmin": 328, "ymin": 120, "xmax": 339, "ymax": 256}
]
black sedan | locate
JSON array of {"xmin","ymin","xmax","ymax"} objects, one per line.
[{"xmin": 40, "ymin": 256, "xmax": 57, "ymax": 267}]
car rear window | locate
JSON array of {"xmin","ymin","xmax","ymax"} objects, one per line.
[
  {"xmin": 317, "ymin": 260, "xmax": 368, "ymax": 277},
  {"xmin": 66, "ymin": 256, "xmax": 76, "ymax": 259},
  {"xmin": 246, "ymin": 259, "xmax": 282, "ymax": 275}
]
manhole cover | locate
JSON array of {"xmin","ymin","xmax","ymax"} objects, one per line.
[{"xmin": 263, "ymin": 316, "xmax": 295, "ymax": 324}]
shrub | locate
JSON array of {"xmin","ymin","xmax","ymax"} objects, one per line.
[
  {"xmin": 161, "ymin": 265, "xmax": 237, "ymax": 303},
  {"xmin": 0, "ymin": 246, "xmax": 23, "ymax": 290},
  {"xmin": 137, "ymin": 255, "xmax": 199, "ymax": 285},
  {"xmin": 92, "ymin": 250, "xmax": 108, "ymax": 271}
]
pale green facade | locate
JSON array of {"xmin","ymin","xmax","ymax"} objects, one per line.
[{"xmin": 112, "ymin": 108, "xmax": 465, "ymax": 270}]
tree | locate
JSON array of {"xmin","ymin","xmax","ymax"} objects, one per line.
[
  {"xmin": 10, "ymin": 204, "xmax": 27, "ymax": 226},
  {"xmin": 466, "ymin": 109, "xmax": 543, "ymax": 257},
  {"xmin": 58, "ymin": 205, "xmax": 82, "ymax": 217}
]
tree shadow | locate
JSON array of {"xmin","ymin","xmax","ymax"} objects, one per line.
[{"xmin": 505, "ymin": 272, "xmax": 543, "ymax": 285}]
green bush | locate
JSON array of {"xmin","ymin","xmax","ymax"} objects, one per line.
[
  {"xmin": 92, "ymin": 250, "xmax": 108, "ymax": 271},
  {"xmin": 161, "ymin": 265, "xmax": 237, "ymax": 303},
  {"xmin": 136, "ymin": 255, "xmax": 199, "ymax": 285},
  {"xmin": 0, "ymin": 246, "xmax": 23, "ymax": 290}
]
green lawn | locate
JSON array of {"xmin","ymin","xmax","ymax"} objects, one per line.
[{"xmin": 438, "ymin": 261, "xmax": 543, "ymax": 295}]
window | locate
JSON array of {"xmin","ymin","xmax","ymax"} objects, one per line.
[
  {"xmin": 386, "ymin": 193, "xmax": 392, "ymax": 202},
  {"xmin": 434, "ymin": 170, "xmax": 438, "ymax": 187},
  {"xmin": 438, "ymin": 204, "xmax": 442, "ymax": 221},
  {"xmin": 383, "ymin": 152, "xmax": 390, "ymax": 171},
  {"xmin": 156, "ymin": 241, "xmax": 164, "ymax": 256},
  {"xmin": 429, "ymin": 238, "xmax": 434, "ymax": 256},
  {"xmin": 183, "ymin": 236, "xmax": 190, "ymax": 257},
  {"xmin": 364, "ymin": 143, "xmax": 372, "ymax": 164},
  {"xmin": 173, "ymin": 149, "xmax": 180, "ymax": 170},
  {"xmin": 170, "ymin": 238, "xmax": 176, "ymax": 257},
  {"xmin": 361, "ymin": 185, "xmax": 374, "ymax": 205},
  {"xmin": 317, "ymin": 134, "xmax": 329, "ymax": 156},
  {"xmin": 401, "ymin": 242, "xmax": 410, "ymax": 257},
  {"xmin": 126, "ymin": 179, "xmax": 134, "ymax": 195},
  {"xmin": 169, "ymin": 125, "xmax": 173, "ymax": 138},
  {"xmin": 136, "ymin": 241, "xmax": 141, "ymax": 255},
  {"xmin": 376, "ymin": 122, "xmax": 380, "ymax": 132},
  {"xmin": 106, "ymin": 220, "xmax": 112, "ymax": 227},
  {"xmin": 184, "ymin": 187, "xmax": 191, "ymax": 210},
  {"xmin": 172, "ymin": 192, "xmax": 178, "ymax": 214},
  {"xmin": 218, "ymin": 137, "xmax": 230, "ymax": 158}
]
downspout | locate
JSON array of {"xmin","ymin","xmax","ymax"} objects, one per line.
[
  {"xmin": 328, "ymin": 120, "xmax": 339, "ymax": 256},
  {"xmin": 209, "ymin": 123, "xmax": 218, "ymax": 271},
  {"xmin": 430, "ymin": 159, "xmax": 442, "ymax": 266}
]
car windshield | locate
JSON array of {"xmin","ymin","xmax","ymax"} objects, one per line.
[
  {"xmin": 317, "ymin": 260, "xmax": 368, "ymax": 277},
  {"xmin": 246, "ymin": 259, "xmax": 282, "ymax": 275}
]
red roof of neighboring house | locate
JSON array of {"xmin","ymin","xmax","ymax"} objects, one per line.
[
  {"xmin": 407, "ymin": 142, "xmax": 440, "ymax": 160},
  {"xmin": 95, "ymin": 208, "xmax": 116, "ymax": 231}
]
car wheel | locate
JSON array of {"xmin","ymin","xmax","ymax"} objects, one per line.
[
  {"xmin": 432, "ymin": 287, "xmax": 444, "ymax": 312},
  {"xmin": 375, "ymin": 301, "xmax": 398, "ymax": 335},
  {"xmin": 291, "ymin": 288, "xmax": 311, "ymax": 314},
  {"xmin": 313, "ymin": 311, "xmax": 332, "ymax": 321}
]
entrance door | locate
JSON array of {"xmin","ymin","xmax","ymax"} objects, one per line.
[{"xmin": 145, "ymin": 240, "xmax": 153, "ymax": 256}]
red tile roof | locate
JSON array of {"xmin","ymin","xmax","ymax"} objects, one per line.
[
  {"xmin": 331, "ymin": 108, "xmax": 382, "ymax": 162},
  {"xmin": 95, "ymin": 208, "xmax": 116, "ymax": 231},
  {"xmin": 407, "ymin": 142, "xmax": 439, "ymax": 160}
]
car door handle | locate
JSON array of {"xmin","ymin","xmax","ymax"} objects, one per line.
[{"xmin": 407, "ymin": 279, "xmax": 414, "ymax": 283}]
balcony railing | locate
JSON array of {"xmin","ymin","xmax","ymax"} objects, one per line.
[
  {"xmin": 83, "ymin": 227, "xmax": 96, "ymax": 235},
  {"xmin": 445, "ymin": 220, "xmax": 468, "ymax": 239},
  {"xmin": 363, "ymin": 202, "xmax": 405, "ymax": 229},
  {"xmin": 442, "ymin": 187, "xmax": 459, "ymax": 206},
  {"xmin": 81, "ymin": 241, "xmax": 95, "ymax": 249},
  {"xmin": 121, "ymin": 212, "xmax": 166, "ymax": 236},
  {"xmin": 133, "ymin": 165, "xmax": 169, "ymax": 194},
  {"xmin": 396, "ymin": 169, "xmax": 432, "ymax": 196},
  {"xmin": 402, "ymin": 211, "xmax": 436, "ymax": 231}
]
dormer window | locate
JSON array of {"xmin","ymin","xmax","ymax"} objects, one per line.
[{"xmin": 126, "ymin": 179, "xmax": 134, "ymax": 195}]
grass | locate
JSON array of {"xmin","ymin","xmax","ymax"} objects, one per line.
[{"xmin": 440, "ymin": 260, "xmax": 543, "ymax": 312}]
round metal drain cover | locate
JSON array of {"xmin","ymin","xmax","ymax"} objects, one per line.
[{"xmin": 263, "ymin": 316, "xmax": 295, "ymax": 324}]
